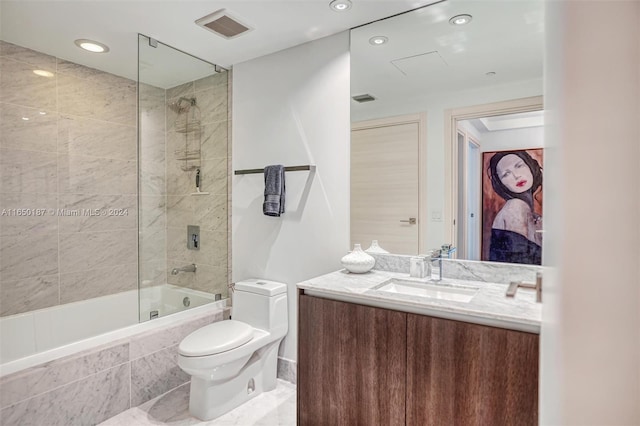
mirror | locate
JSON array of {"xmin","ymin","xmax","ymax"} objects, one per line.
[{"xmin": 350, "ymin": 0, "xmax": 544, "ymax": 264}]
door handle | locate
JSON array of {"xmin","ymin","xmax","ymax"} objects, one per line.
[{"xmin": 400, "ymin": 218, "xmax": 417, "ymax": 225}]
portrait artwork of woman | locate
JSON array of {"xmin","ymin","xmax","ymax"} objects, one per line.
[{"xmin": 482, "ymin": 149, "xmax": 543, "ymax": 265}]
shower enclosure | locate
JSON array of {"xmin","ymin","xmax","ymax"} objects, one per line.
[
  {"xmin": 138, "ymin": 34, "xmax": 230, "ymax": 322},
  {"xmin": 0, "ymin": 34, "xmax": 229, "ymax": 366}
]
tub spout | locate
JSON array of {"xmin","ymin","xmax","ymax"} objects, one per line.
[{"xmin": 171, "ymin": 264, "xmax": 197, "ymax": 275}]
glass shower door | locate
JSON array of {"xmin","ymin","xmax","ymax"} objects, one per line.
[{"xmin": 138, "ymin": 34, "xmax": 229, "ymax": 322}]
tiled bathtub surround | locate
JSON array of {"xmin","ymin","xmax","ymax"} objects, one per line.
[
  {"xmin": 369, "ymin": 253, "xmax": 541, "ymax": 284},
  {"xmin": 0, "ymin": 40, "xmax": 137, "ymax": 317},
  {"xmin": 1, "ymin": 39, "xmax": 231, "ymax": 320},
  {"xmin": 0, "ymin": 305, "xmax": 230, "ymax": 426}
]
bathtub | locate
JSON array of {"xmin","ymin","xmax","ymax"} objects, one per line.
[{"xmin": 0, "ymin": 284, "xmax": 223, "ymax": 375}]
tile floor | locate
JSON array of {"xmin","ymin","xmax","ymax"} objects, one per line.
[{"xmin": 99, "ymin": 380, "xmax": 296, "ymax": 426}]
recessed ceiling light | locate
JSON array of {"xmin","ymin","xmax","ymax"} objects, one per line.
[
  {"xmin": 21, "ymin": 117, "xmax": 29, "ymax": 121},
  {"xmin": 33, "ymin": 70, "xmax": 54, "ymax": 78},
  {"xmin": 39, "ymin": 111, "xmax": 47, "ymax": 115},
  {"xmin": 329, "ymin": 0, "xmax": 352, "ymax": 12},
  {"xmin": 449, "ymin": 14, "xmax": 473, "ymax": 26},
  {"xmin": 369, "ymin": 36, "xmax": 388, "ymax": 46},
  {"xmin": 74, "ymin": 39, "xmax": 110, "ymax": 53}
]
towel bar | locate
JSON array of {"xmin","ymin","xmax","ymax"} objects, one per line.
[{"xmin": 234, "ymin": 165, "xmax": 316, "ymax": 175}]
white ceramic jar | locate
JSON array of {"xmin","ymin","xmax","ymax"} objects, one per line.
[{"xmin": 341, "ymin": 244, "xmax": 375, "ymax": 273}]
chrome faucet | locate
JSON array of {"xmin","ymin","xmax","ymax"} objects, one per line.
[
  {"xmin": 506, "ymin": 272, "xmax": 542, "ymax": 303},
  {"xmin": 427, "ymin": 245, "xmax": 456, "ymax": 282},
  {"xmin": 171, "ymin": 264, "xmax": 197, "ymax": 275},
  {"xmin": 429, "ymin": 251, "xmax": 444, "ymax": 282}
]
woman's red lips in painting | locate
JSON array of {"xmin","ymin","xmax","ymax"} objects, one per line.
[{"xmin": 516, "ymin": 180, "xmax": 527, "ymax": 187}]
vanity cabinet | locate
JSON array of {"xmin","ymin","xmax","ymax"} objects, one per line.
[
  {"xmin": 298, "ymin": 294, "xmax": 539, "ymax": 426},
  {"xmin": 298, "ymin": 294, "xmax": 407, "ymax": 426},
  {"xmin": 406, "ymin": 313, "xmax": 538, "ymax": 425}
]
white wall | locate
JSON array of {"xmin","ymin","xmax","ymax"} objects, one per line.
[
  {"xmin": 232, "ymin": 32, "xmax": 350, "ymax": 361},
  {"xmin": 353, "ymin": 78, "xmax": 543, "ymax": 250},
  {"xmin": 541, "ymin": 1, "xmax": 640, "ymax": 424},
  {"xmin": 476, "ymin": 126, "xmax": 544, "ymax": 153}
]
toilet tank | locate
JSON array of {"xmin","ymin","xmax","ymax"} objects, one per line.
[{"xmin": 233, "ymin": 279, "xmax": 288, "ymax": 335}]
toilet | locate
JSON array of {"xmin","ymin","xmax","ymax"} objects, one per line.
[{"xmin": 178, "ymin": 279, "xmax": 288, "ymax": 421}]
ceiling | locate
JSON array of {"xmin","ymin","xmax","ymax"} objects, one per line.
[
  {"xmin": 350, "ymin": 0, "xmax": 544, "ymax": 117},
  {"xmin": 0, "ymin": 0, "xmax": 439, "ymax": 86}
]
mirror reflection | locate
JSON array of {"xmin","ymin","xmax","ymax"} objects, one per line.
[{"xmin": 350, "ymin": 0, "xmax": 544, "ymax": 264}]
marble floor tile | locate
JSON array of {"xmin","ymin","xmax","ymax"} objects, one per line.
[{"xmin": 99, "ymin": 380, "xmax": 296, "ymax": 426}]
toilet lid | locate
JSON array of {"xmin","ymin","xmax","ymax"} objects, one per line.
[{"xmin": 179, "ymin": 320, "xmax": 254, "ymax": 357}]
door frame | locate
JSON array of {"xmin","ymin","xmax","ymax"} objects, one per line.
[
  {"xmin": 444, "ymin": 96, "xmax": 543, "ymax": 250},
  {"xmin": 455, "ymin": 128, "xmax": 481, "ymax": 259},
  {"xmin": 463, "ymin": 133, "xmax": 481, "ymax": 259},
  {"xmin": 352, "ymin": 113, "xmax": 427, "ymax": 254}
]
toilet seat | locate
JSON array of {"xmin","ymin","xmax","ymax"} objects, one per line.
[{"xmin": 179, "ymin": 320, "xmax": 254, "ymax": 357}]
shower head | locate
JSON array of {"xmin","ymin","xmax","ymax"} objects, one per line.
[{"xmin": 168, "ymin": 97, "xmax": 196, "ymax": 113}]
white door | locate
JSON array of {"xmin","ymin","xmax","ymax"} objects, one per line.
[{"xmin": 351, "ymin": 121, "xmax": 420, "ymax": 255}]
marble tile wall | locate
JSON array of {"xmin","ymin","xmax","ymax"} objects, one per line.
[
  {"xmin": 139, "ymin": 82, "xmax": 167, "ymax": 290},
  {"xmin": 0, "ymin": 306, "xmax": 229, "ymax": 426},
  {"xmin": 165, "ymin": 71, "xmax": 230, "ymax": 298},
  {"xmin": 370, "ymin": 253, "xmax": 541, "ymax": 284},
  {"xmin": 0, "ymin": 40, "xmax": 138, "ymax": 317}
]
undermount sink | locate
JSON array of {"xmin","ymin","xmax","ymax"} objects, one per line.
[{"xmin": 373, "ymin": 279, "xmax": 479, "ymax": 303}]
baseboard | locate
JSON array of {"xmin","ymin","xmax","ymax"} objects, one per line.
[{"xmin": 276, "ymin": 357, "xmax": 296, "ymax": 385}]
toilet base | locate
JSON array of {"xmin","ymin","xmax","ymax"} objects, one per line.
[{"xmin": 187, "ymin": 340, "xmax": 280, "ymax": 421}]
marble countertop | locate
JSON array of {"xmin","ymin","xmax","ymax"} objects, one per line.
[{"xmin": 297, "ymin": 268, "xmax": 542, "ymax": 334}]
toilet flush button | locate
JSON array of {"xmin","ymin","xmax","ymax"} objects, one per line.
[{"xmin": 256, "ymin": 281, "xmax": 266, "ymax": 285}]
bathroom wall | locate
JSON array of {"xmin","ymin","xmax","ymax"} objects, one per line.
[
  {"xmin": 164, "ymin": 72, "xmax": 230, "ymax": 298},
  {"xmin": 0, "ymin": 40, "xmax": 138, "ymax": 317},
  {"xmin": 232, "ymin": 31, "xmax": 350, "ymax": 363},
  {"xmin": 541, "ymin": 1, "xmax": 640, "ymax": 423},
  {"xmin": 0, "ymin": 304, "xmax": 229, "ymax": 425}
]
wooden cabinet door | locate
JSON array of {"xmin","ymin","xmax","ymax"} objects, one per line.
[
  {"xmin": 406, "ymin": 314, "xmax": 539, "ymax": 426},
  {"xmin": 298, "ymin": 294, "xmax": 407, "ymax": 426}
]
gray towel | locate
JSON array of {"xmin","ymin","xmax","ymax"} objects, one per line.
[{"xmin": 263, "ymin": 165, "xmax": 285, "ymax": 217}]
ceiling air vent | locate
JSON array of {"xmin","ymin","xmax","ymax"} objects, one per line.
[
  {"xmin": 196, "ymin": 10, "xmax": 252, "ymax": 39},
  {"xmin": 352, "ymin": 94, "xmax": 376, "ymax": 103}
]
